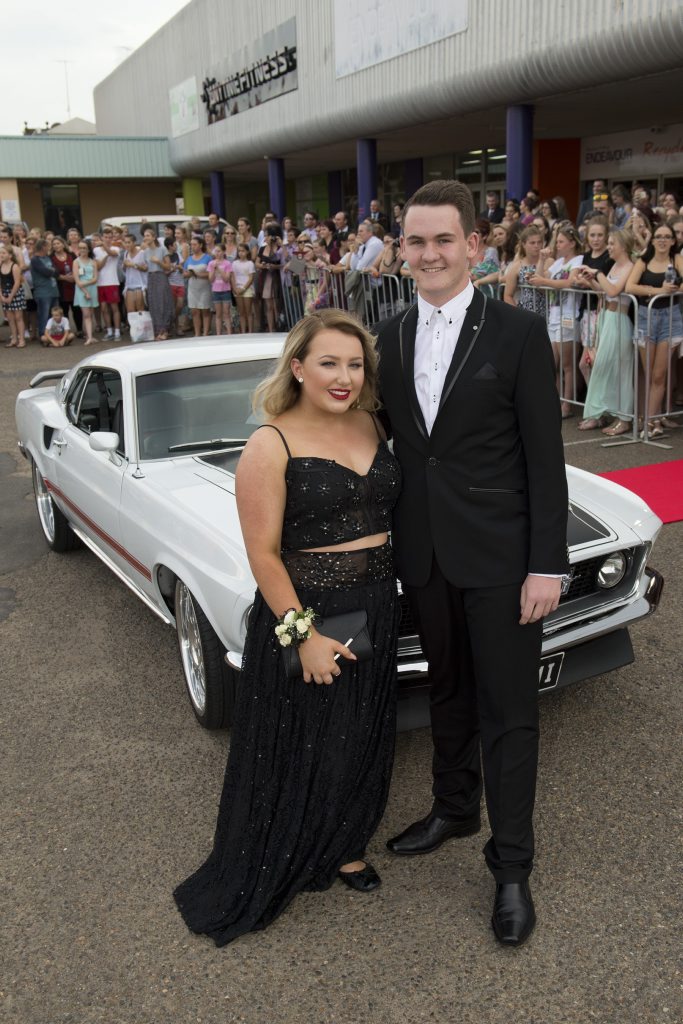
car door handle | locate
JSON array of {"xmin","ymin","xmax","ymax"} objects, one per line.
[{"xmin": 53, "ymin": 439, "xmax": 68, "ymax": 449}]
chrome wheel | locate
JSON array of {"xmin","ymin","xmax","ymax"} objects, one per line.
[
  {"xmin": 176, "ymin": 580, "xmax": 207, "ymax": 714},
  {"xmin": 32, "ymin": 461, "xmax": 55, "ymax": 544}
]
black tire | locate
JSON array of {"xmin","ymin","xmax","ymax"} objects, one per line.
[
  {"xmin": 31, "ymin": 459, "xmax": 80, "ymax": 553},
  {"xmin": 174, "ymin": 578, "xmax": 236, "ymax": 729}
]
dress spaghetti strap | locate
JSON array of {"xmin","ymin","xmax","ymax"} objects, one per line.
[
  {"xmin": 256, "ymin": 423, "xmax": 292, "ymax": 457},
  {"xmin": 367, "ymin": 411, "xmax": 384, "ymax": 441}
]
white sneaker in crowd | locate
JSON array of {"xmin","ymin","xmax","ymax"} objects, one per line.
[
  {"xmin": 105, "ymin": 329, "xmax": 114, "ymax": 339},
  {"xmin": 113, "ymin": 329, "xmax": 121, "ymax": 339}
]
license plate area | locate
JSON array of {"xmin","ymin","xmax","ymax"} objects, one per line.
[{"xmin": 538, "ymin": 652, "xmax": 565, "ymax": 691}]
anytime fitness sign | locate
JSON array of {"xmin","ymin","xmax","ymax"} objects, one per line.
[
  {"xmin": 200, "ymin": 18, "xmax": 297, "ymax": 124},
  {"xmin": 581, "ymin": 124, "xmax": 683, "ymax": 178}
]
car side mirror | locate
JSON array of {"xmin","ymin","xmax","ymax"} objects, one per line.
[{"xmin": 89, "ymin": 431, "xmax": 123, "ymax": 465}]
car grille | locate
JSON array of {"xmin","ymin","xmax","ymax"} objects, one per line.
[{"xmin": 564, "ymin": 556, "xmax": 604, "ymax": 600}]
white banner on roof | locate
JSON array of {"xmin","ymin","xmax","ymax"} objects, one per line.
[{"xmin": 334, "ymin": 0, "xmax": 468, "ymax": 79}]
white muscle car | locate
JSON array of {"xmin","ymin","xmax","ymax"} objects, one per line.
[{"xmin": 15, "ymin": 337, "xmax": 664, "ymax": 730}]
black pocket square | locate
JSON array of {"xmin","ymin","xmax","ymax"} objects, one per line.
[{"xmin": 472, "ymin": 362, "xmax": 500, "ymax": 381}]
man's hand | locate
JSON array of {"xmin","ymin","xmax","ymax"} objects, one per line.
[{"xmin": 519, "ymin": 575, "xmax": 562, "ymax": 625}]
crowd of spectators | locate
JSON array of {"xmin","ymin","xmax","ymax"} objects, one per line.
[{"xmin": 1, "ymin": 179, "xmax": 682, "ymax": 430}]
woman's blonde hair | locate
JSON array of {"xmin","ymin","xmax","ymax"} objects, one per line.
[{"xmin": 253, "ymin": 309, "xmax": 380, "ymax": 417}]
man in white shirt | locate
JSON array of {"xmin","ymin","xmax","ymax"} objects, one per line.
[
  {"xmin": 349, "ymin": 221, "xmax": 382, "ymax": 272},
  {"xmin": 93, "ymin": 226, "xmax": 122, "ymax": 339},
  {"xmin": 376, "ymin": 179, "xmax": 569, "ymax": 948}
]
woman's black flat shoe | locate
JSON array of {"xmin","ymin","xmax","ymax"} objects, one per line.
[{"xmin": 338, "ymin": 862, "xmax": 381, "ymax": 892}]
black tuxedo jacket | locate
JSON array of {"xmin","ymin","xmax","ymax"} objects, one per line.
[{"xmin": 377, "ymin": 289, "xmax": 569, "ymax": 589}]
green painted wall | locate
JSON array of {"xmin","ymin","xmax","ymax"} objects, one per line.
[{"xmin": 182, "ymin": 178, "xmax": 204, "ymax": 216}]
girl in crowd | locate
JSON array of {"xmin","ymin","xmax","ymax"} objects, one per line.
[
  {"xmin": 627, "ymin": 224, "xmax": 683, "ymax": 437},
  {"xmin": 528, "ymin": 223, "xmax": 585, "ymax": 418},
  {"xmin": 256, "ymin": 229, "xmax": 283, "ymax": 333},
  {"xmin": 626, "ymin": 209, "xmax": 652, "ymax": 257},
  {"xmin": 183, "ymin": 236, "xmax": 212, "ymax": 337},
  {"xmin": 231, "ymin": 242, "xmax": 255, "ymax": 333},
  {"xmin": 371, "ymin": 234, "xmax": 402, "ymax": 277},
  {"xmin": 174, "ymin": 309, "xmax": 401, "ymax": 946},
  {"xmin": 503, "ymin": 198, "xmax": 520, "ymax": 224},
  {"xmin": 531, "ymin": 215, "xmax": 551, "ymax": 245},
  {"xmin": 208, "ymin": 243, "xmax": 234, "ymax": 335},
  {"xmin": 575, "ymin": 228, "xmax": 635, "ymax": 435},
  {"xmin": 142, "ymin": 227, "xmax": 174, "ymax": 340},
  {"xmin": 553, "ymin": 196, "xmax": 569, "ymax": 222},
  {"xmin": 1, "ymin": 246, "xmax": 26, "ymax": 347},
  {"xmin": 20, "ymin": 236, "xmax": 37, "ymax": 341},
  {"xmin": 72, "ymin": 240, "xmax": 99, "ymax": 345},
  {"xmin": 503, "ymin": 226, "xmax": 547, "ymax": 316},
  {"xmin": 50, "ymin": 236, "xmax": 76, "ymax": 328},
  {"xmin": 316, "ymin": 220, "xmax": 340, "ymax": 264},
  {"xmin": 121, "ymin": 234, "xmax": 147, "ymax": 313},
  {"xmin": 174, "ymin": 225, "xmax": 190, "ymax": 264},
  {"xmin": 572, "ymin": 216, "xmax": 613, "ymax": 391},
  {"xmin": 64, "ymin": 228, "xmax": 84, "ymax": 336},
  {"xmin": 165, "ymin": 238, "xmax": 186, "ymax": 334},
  {"xmin": 469, "ymin": 219, "xmax": 500, "ymax": 295},
  {"xmin": 540, "ymin": 200, "xmax": 558, "ymax": 229}
]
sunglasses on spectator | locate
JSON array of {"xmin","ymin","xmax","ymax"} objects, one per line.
[
  {"xmin": 592, "ymin": 194, "xmax": 609, "ymax": 201},
  {"xmin": 224, "ymin": 231, "xmax": 236, "ymax": 235}
]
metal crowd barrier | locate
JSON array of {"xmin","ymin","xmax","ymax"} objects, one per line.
[{"xmin": 639, "ymin": 292, "xmax": 683, "ymax": 449}]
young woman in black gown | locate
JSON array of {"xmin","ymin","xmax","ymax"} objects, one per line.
[{"xmin": 174, "ymin": 308, "xmax": 402, "ymax": 946}]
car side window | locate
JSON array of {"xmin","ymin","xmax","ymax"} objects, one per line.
[
  {"xmin": 67, "ymin": 369, "xmax": 125, "ymax": 455},
  {"xmin": 65, "ymin": 370, "xmax": 90, "ymax": 426}
]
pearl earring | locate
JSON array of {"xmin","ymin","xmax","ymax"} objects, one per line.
[{"xmin": 298, "ymin": 377, "xmax": 304, "ymax": 383}]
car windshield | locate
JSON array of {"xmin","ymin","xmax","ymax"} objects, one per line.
[{"xmin": 135, "ymin": 359, "xmax": 276, "ymax": 459}]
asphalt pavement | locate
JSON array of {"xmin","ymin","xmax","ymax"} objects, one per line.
[{"xmin": 1, "ymin": 337, "xmax": 681, "ymax": 1024}]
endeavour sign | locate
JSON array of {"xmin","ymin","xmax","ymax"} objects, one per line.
[
  {"xmin": 581, "ymin": 124, "xmax": 683, "ymax": 178},
  {"xmin": 200, "ymin": 18, "xmax": 297, "ymax": 125}
]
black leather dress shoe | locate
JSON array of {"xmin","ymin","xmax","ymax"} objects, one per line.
[
  {"xmin": 338, "ymin": 862, "xmax": 381, "ymax": 892},
  {"xmin": 386, "ymin": 811, "xmax": 481, "ymax": 855},
  {"xmin": 491, "ymin": 881, "xmax": 536, "ymax": 946}
]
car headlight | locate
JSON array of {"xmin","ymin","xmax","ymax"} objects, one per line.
[{"xmin": 597, "ymin": 552, "xmax": 627, "ymax": 588}]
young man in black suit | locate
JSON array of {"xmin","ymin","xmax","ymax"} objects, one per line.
[{"xmin": 377, "ymin": 179, "xmax": 569, "ymax": 947}]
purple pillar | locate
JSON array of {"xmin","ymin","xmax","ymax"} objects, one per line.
[
  {"xmin": 209, "ymin": 171, "xmax": 225, "ymax": 218},
  {"xmin": 268, "ymin": 157, "xmax": 286, "ymax": 222},
  {"xmin": 404, "ymin": 158, "xmax": 423, "ymax": 200},
  {"xmin": 356, "ymin": 138, "xmax": 377, "ymax": 223},
  {"xmin": 328, "ymin": 170, "xmax": 343, "ymax": 216},
  {"xmin": 506, "ymin": 104, "xmax": 534, "ymax": 201}
]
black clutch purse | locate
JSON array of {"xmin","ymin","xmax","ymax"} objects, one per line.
[{"xmin": 280, "ymin": 610, "xmax": 372, "ymax": 680}]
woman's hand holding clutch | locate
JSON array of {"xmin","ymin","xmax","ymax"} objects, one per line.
[{"xmin": 299, "ymin": 631, "xmax": 356, "ymax": 685}]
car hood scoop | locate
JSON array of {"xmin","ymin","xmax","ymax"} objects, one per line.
[
  {"xmin": 568, "ymin": 503, "xmax": 611, "ymax": 546},
  {"xmin": 196, "ymin": 449, "xmax": 244, "ymax": 475}
]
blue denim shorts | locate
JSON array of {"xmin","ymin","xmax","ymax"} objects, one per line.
[
  {"xmin": 212, "ymin": 289, "xmax": 231, "ymax": 304},
  {"xmin": 637, "ymin": 304, "xmax": 683, "ymax": 345}
]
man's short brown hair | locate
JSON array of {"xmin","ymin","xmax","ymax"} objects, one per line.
[{"xmin": 402, "ymin": 179, "xmax": 476, "ymax": 237}]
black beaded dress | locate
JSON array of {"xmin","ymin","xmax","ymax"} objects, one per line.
[{"xmin": 173, "ymin": 416, "xmax": 402, "ymax": 947}]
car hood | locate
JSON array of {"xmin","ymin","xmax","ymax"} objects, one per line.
[
  {"xmin": 142, "ymin": 456, "xmax": 241, "ymax": 543},
  {"xmin": 141, "ymin": 460, "xmax": 661, "ymax": 559},
  {"xmin": 565, "ymin": 465, "xmax": 661, "ymax": 552}
]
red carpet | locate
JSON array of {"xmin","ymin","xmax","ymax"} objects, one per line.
[{"xmin": 599, "ymin": 459, "xmax": 683, "ymax": 524}]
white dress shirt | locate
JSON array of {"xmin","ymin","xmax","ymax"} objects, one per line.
[{"xmin": 414, "ymin": 281, "xmax": 474, "ymax": 433}]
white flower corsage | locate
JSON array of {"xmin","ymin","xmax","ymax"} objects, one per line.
[{"xmin": 275, "ymin": 607, "xmax": 317, "ymax": 647}]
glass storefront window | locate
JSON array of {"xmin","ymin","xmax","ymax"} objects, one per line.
[{"xmin": 41, "ymin": 183, "xmax": 82, "ymax": 235}]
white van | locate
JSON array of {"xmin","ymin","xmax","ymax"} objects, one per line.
[{"xmin": 99, "ymin": 215, "xmax": 229, "ymax": 240}]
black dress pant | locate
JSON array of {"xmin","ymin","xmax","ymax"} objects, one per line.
[{"xmin": 404, "ymin": 557, "xmax": 542, "ymax": 882}]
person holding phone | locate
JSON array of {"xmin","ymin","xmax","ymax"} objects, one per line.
[{"xmin": 174, "ymin": 309, "xmax": 401, "ymax": 946}]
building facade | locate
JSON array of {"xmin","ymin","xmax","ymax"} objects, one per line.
[{"xmin": 91, "ymin": 0, "xmax": 683, "ymax": 225}]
